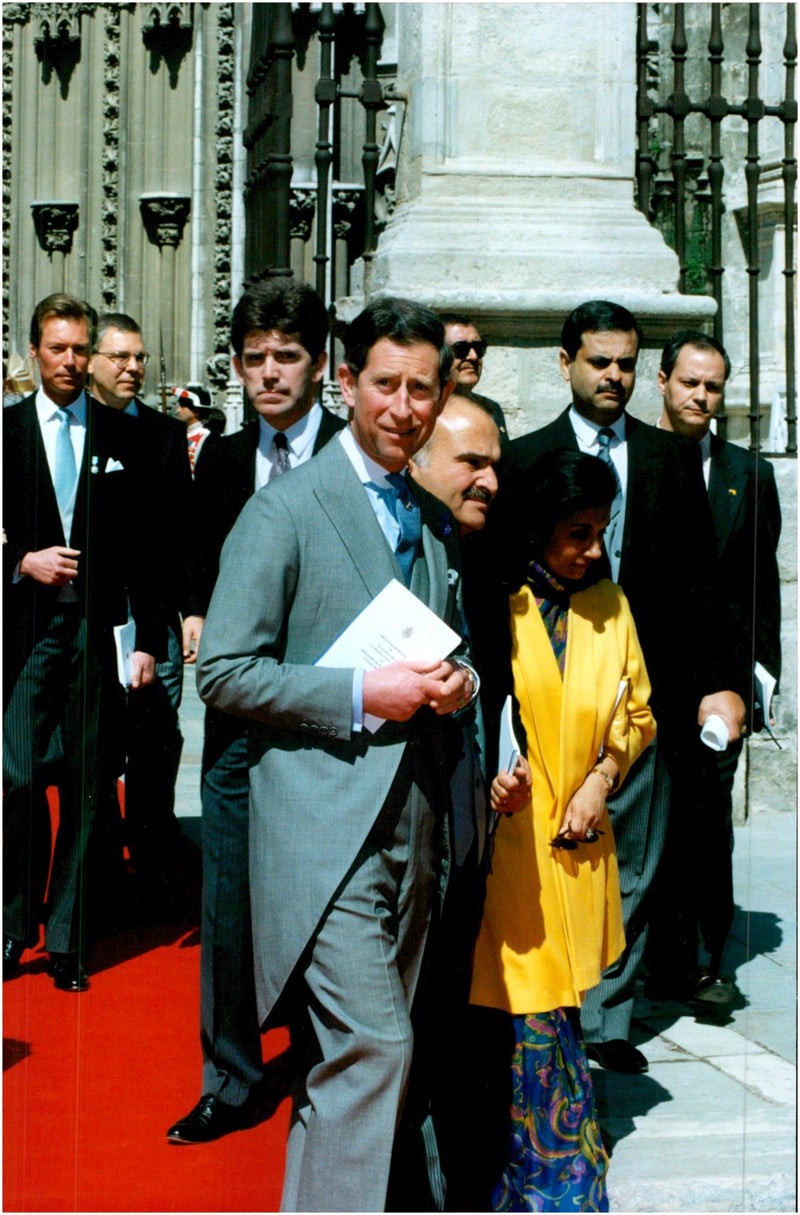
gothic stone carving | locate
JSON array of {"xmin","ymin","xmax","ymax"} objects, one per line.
[
  {"xmin": 290, "ymin": 187, "xmax": 316, "ymax": 242},
  {"xmin": 140, "ymin": 194, "xmax": 191, "ymax": 249},
  {"xmin": 31, "ymin": 201, "xmax": 79, "ymax": 254}
]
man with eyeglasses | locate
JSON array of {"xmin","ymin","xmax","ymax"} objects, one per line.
[
  {"xmin": 90, "ymin": 313, "xmax": 206, "ymax": 908},
  {"xmin": 3, "ymin": 294, "xmax": 162, "ymax": 991},
  {"xmin": 440, "ymin": 311, "xmax": 509, "ymax": 444}
]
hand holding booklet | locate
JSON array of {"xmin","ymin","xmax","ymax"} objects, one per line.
[{"xmin": 315, "ymin": 578, "xmax": 461, "ymax": 732}]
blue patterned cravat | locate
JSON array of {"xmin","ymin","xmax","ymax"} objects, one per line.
[
  {"xmin": 53, "ymin": 407, "xmax": 78, "ymax": 537},
  {"xmin": 386, "ymin": 472, "xmax": 422, "ymax": 585},
  {"xmin": 596, "ymin": 427, "xmax": 623, "ymax": 580}
]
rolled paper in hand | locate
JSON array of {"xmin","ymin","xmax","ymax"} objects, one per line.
[{"xmin": 700, "ymin": 713, "xmax": 729, "ymax": 752}]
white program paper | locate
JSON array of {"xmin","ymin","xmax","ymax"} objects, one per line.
[
  {"xmin": 113, "ymin": 617, "xmax": 136, "ymax": 687},
  {"xmin": 498, "ymin": 694, "xmax": 520, "ymax": 776},
  {"xmin": 315, "ymin": 578, "xmax": 461, "ymax": 732}
]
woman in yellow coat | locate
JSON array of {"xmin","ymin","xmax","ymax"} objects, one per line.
[{"xmin": 469, "ymin": 450, "xmax": 656, "ymax": 1212}]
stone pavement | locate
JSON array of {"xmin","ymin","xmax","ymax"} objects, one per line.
[{"xmin": 173, "ymin": 669, "xmax": 796, "ymax": 1213}]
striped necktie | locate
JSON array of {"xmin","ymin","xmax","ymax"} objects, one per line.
[{"xmin": 596, "ymin": 427, "xmax": 623, "ymax": 580}]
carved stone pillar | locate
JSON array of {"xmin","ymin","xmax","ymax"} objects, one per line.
[
  {"xmin": 31, "ymin": 200, "xmax": 79, "ymax": 289},
  {"xmin": 140, "ymin": 192, "xmax": 191, "ymax": 386},
  {"xmin": 332, "ymin": 185, "xmax": 364, "ymax": 303},
  {"xmin": 349, "ymin": 3, "xmax": 717, "ymax": 430},
  {"xmin": 289, "ymin": 186, "xmax": 316, "ymax": 278}
]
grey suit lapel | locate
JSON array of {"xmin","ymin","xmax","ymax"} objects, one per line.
[{"xmin": 312, "ymin": 441, "xmax": 399, "ymax": 599}]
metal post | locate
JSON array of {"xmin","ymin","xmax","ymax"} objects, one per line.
[
  {"xmin": 707, "ymin": 5, "xmax": 726, "ymax": 370},
  {"xmin": 636, "ymin": 4, "xmax": 655, "ymax": 217},
  {"xmin": 268, "ymin": 3, "xmax": 295, "ymax": 278},
  {"xmin": 745, "ymin": 4, "xmax": 763, "ymax": 452},
  {"xmin": 670, "ymin": 6, "xmax": 689, "ymax": 293},
  {"xmin": 782, "ymin": 3, "xmax": 797, "ymax": 455},
  {"xmin": 314, "ymin": 3, "xmax": 336, "ymax": 304},
  {"xmin": 359, "ymin": 3, "xmax": 385, "ymax": 269}
]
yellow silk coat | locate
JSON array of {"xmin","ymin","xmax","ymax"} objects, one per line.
[{"xmin": 470, "ymin": 579, "xmax": 656, "ymax": 1016}]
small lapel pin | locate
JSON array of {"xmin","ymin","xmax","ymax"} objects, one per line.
[{"xmin": 728, "ymin": 488, "xmax": 737, "ymax": 496}]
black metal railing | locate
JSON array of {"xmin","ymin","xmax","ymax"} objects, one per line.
[
  {"xmin": 242, "ymin": 1, "xmax": 389, "ymax": 309},
  {"xmin": 636, "ymin": 3, "xmax": 796, "ymax": 455}
]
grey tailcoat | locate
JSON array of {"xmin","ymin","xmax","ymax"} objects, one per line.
[{"xmin": 196, "ymin": 435, "xmax": 464, "ymax": 1027}]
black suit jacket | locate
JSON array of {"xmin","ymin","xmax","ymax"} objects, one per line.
[
  {"xmin": 3, "ymin": 393, "xmax": 164, "ymax": 699},
  {"xmin": 495, "ymin": 407, "xmax": 728, "ymax": 734},
  {"xmin": 708, "ymin": 434, "xmax": 781, "ymax": 724},
  {"xmin": 195, "ymin": 405, "xmax": 346, "ymax": 611},
  {"xmin": 124, "ymin": 399, "xmax": 205, "ymax": 619}
]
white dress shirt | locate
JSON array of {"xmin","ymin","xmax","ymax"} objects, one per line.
[
  {"xmin": 255, "ymin": 401, "xmax": 324, "ymax": 490},
  {"xmin": 568, "ymin": 406, "xmax": 628, "ymax": 494}
]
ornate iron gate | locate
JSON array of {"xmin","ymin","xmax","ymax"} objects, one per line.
[
  {"xmin": 636, "ymin": 3, "xmax": 796, "ymax": 455},
  {"xmin": 242, "ymin": 2, "xmax": 391, "ymax": 309}
]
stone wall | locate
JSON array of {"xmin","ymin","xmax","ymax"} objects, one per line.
[{"xmin": 3, "ymin": 1, "xmax": 241, "ymax": 398}]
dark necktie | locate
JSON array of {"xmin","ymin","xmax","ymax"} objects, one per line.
[
  {"xmin": 386, "ymin": 472, "xmax": 422, "ymax": 585},
  {"xmin": 596, "ymin": 427, "xmax": 623, "ymax": 580},
  {"xmin": 271, "ymin": 431, "xmax": 291, "ymax": 478}
]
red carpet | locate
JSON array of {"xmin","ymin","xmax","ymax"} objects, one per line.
[{"xmin": 3, "ymin": 793, "xmax": 290, "ymax": 1212}]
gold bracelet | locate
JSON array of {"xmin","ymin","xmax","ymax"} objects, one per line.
[{"xmin": 591, "ymin": 766, "xmax": 615, "ymax": 792}]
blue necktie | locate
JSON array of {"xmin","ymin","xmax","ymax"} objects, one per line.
[
  {"xmin": 386, "ymin": 472, "xmax": 421, "ymax": 585},
  {"xmin": 53, "ymin": 407, "xmax": 78, "ymax": 538},
  {"xmin": 597, "ymin": 427, "xmax": 623, "ymax": 580}
]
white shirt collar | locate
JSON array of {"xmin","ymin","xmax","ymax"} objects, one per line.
[
  {"xmin": 258, "ymin": 400, "xmax": 322, "ymax": 462},
  {"xmin": 338, "ymin": 423, "xmax": 403, "ymax": 487},
  {"xmin": 569, "ymin": 405, "xmax": 626, "ymax": 446},
  {"xmin": 36, "ymin": 386, "xmax": 88, "ymax": 425}
]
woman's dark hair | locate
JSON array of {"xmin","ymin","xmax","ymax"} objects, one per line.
[{"xmin": 525, "ymin": 448, "xmax": 617, "ymax": 552}]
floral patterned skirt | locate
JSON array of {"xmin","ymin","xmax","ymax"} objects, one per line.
[{"xmin": 492, "ymin": 1008, "xmax": 609, "ymax": 1212}]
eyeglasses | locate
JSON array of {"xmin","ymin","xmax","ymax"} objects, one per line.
[
  {"xmin": 550, "ymin": 829, "xmax": 604, "ymax": 850},
  {"xmin": 95, "ymin": 351, "xmax": 151, "ymax": 367},
  {"xmin": 451, "ymin": 340, "xmax": 486, "ymax": 360}
]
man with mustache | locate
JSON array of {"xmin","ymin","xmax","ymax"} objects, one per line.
[
  {"xmin": 167, "ymin": 279, "xmax": 345, "ymax": 1146},
  {"xmin": 499, "ymin": 300, "xmax": 746, "ymax": 1074}
]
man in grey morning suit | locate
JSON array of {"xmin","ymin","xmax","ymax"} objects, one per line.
[{"xmin": 196, "ymin": 298, "xmax": 476, "ymax": 1211}]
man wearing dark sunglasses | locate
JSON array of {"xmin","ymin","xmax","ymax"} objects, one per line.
[{"xmin": 440, "ymin": 311, "xmax": 509, "ymax": 445}]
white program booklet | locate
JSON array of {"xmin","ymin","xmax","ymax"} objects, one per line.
[
  {"xmin": 498, "ymin": 694, "xmax": 520, "ymax": 776},
  {"xmin": 754, "ymin": 661, "xmax": 777, "ymax": 722},
  {"xmin": 113, "ymin": 617, "xmax": 136, "ymax": 687},
  {"xmin": 315, "ymin": 578, "xmax": 461, "ymax": 732}
]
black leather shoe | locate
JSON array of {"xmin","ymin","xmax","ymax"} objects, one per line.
[
  {"xmin": 692, "ymin": 972, "xmax": 736, "ymax": 1005},
  {"xmin": 3, "ymin": 936, "xmax": 24, "ymax": 981},
  {"xmin": 586, "ymin": 1039, "xmax": 649, "ymax": 1074},
  {"xmin": 46, "ymin": 952, "xmax": 90, "ymax": 992},
  {"xmin": 166, "ymin": 1093, "xmax": 260, "ymax": 1144}
]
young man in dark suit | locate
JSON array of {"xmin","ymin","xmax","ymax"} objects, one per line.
[
  {"xmin": 167, "ymin": 279, "xmax": 346, "ymax": 1145},
  {"xmin": 654, "ymin": 330, "xmax": 782, "ymax": 1002},
  {"xmin": 89, "ymin": 313, "xmax": 205, "ymax": 904},
  {"xmin": 3, "ymin": 294, "xmax": 163, "ymax": 991},
  {"xmin": 500, "ymin": 300, "xmax": 746, "ymax": 1073}
]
